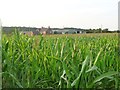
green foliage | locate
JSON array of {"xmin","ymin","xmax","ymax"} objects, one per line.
[{"xmin": 2, "ymin": 33, "xmax": 120, "ymax": 89}]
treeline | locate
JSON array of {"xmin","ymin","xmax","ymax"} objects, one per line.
[
  {"xmin": 85, "ymin": 28, "xmax": 119, "ymax": 33},
  {"xmin": 2, "ymin": 26, "xmax": 119, "ymax": 34},
  {"xmin": 2, "ymin": 26, "xmax": 37, "ymax": 34}
]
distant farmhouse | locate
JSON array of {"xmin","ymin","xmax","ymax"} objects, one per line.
[
  {"xmin": 2, "ymin": 26, "xmax": 87, "ymax": 35},
  {"xmin": 39, "ymin": 26, "xmax": 52, "ymax": 34},
  {"xmin": 52, "ymin": 28, "xmax": 86, "ymax": 34},
  {"xmin": 20, "ymin": 26, "xmax": 52, "ymax": 35},
  {"xmin": 22, "ymin": 27, "xmax": 86, "ymax": 35}
]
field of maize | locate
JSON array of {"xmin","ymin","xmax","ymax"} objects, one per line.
[{"xmin": 2, "ymin": 31, "xmax": 120, "ymax": 89}]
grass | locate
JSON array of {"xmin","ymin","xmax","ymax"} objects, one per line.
[{"xmin": 2, "ymin": 31, "xmax": 120, "ymax": 89}]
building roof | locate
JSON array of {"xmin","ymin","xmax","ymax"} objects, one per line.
[
  {"xmin": 33, "ymin": 30, "xmax": 40, "ymax": 35},
  {"xmin": 40, "ymin": 28, "xmax": 48, "ymax": 32}
]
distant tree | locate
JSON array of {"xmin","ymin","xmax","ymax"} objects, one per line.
[
  {"xmin": 102, "ymin": 28, "xmax": 108, "ymax": 33},
  {"xmin": 98, "ymin": 28, "xmax": 102, "ymax": 33},
  {"xmin": 93, "ymin": 29, "xmax": 96, "ymax": 33}
]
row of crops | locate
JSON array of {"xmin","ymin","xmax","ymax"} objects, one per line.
[{"xmin": 2, "ymin": 31, "xmax": 120, "ymax": 89}]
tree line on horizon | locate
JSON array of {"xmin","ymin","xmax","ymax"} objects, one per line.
[{"xmin": 1, "ymin": 26, "xmax": 119, "ymax": 34}]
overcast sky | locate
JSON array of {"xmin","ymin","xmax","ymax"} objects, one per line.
[{"xmin": 0, "ymin": 0, "xmax": 119, "ymax": 30}]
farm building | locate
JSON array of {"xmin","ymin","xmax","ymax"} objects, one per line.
[
  {"xmin": 3, "ymin": 26, "xmax": 86, "ymax": 35},
  {"xmin": 52, "ymin": 28, "xmax": 86, "ymax": 34},
  {"xmin": 32, "ymin": 30, "xmax": 40, "ymax": 35},
  {"xmin": 39, "ymin": 26, "xmax": 52, "ymax": 35},
  {"xmin": 20, "ymin": 26, "xmax": 52, "ymax": 35}
]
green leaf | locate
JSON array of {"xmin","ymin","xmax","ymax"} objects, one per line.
[
  {"xmin": 71, "ymin": 56, "xmax": 89, "ymax": 87},
  {"xmin": 88, "ymin": 71, "xmax": 118, "ymax": 88},
  {"xmin": 5, "ymin": 41, "xmax": 9, "ymax": 52},
  {"xmin": 93, "ymin": 48, "xmax": 102, "ymax": 65},
  {"xmin": 5, "ymin": 72, "xmax": 23, "ymax": 88},
  {"xmin": 93, "ymin": 71, "xmax": 118, "ymax": 84},
  {"xmin": 86, "ymin": 65, "xmax": 98, "ymax": 73}
]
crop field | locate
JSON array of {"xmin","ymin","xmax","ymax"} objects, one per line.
[{"xmin": 2, "ymin": 31, "xmax": 120, "ymax": 89}]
